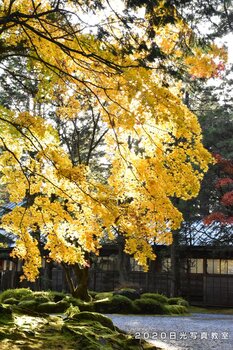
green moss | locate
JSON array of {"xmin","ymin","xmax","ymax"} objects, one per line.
[
  {"xmin": 18, "ymin": 300, "xmax": 38, "ymax": 311},
  {"xmin": 65, "ymin": 305, "xmax": 80, "ymax": 318},
  {"xmin": 110, "ymin": 295, "xmax": 134, "ymax": 313},
  {"xmin": 20, "ymin": 294, "xmax": 50, "ymax": 305},
  {"xmin": 35, "ymin": 295, "xmax": 51, "ymax": 304},
  {"xmin": 94, "ymin": 292, "xmax": 113, "ymax": 300},
  {"xmin": 0, "ymin": 310, "xmax": 158, "ymax": 350},
  {"xmin": 3, "ymin": 297, "xmax": 19, "ymax": 305},
  {"xmin": 189, "ymin": 306, "xmax": 233, "ymax": 315},
  {"xmin": 20, "ymin": 294, "xmax": 35, "ymax": 301},
  {"xmin": 165, "ymin": 304, "xmax": 188, "ymax": 314},
  {"xmin": 141, "ymin": 293, "xmax": 168, "ymax": 304},
  {"xmin": 33, "ymin": 291, "xmax": 53, "ymax": 301},
  {"xmin": 93, "ymin": 298, "xmax": 112, "ymax": 313},
  {"xmin": 0, "ymin": 304, "xmax": 13, "ymax": 324},
  {"xmin": 37, "ymin": 301, "xmax": 58, "ymax": 313},
  {"xmin": 89, "ymin": 291, "xmax": 97, "ymax": 298},
  {"xmin": 0, "ymin": 288, "xmax": 33, "ymax": 303},
  {"xmin": 113, "ymin": 288, "xmax": 140, "ymax": 301},
  {"xmin": 64, "ymin": 296, "xmax": 95, "ymax": 311},
  {"xmin": 168, "ymin": 297, "xmax": 189, "ymax": 307},
  {"xmin": 51, "ymin": 291, "xmax": 67, "ymax": 302},
  {"xmin": 55, "ymin": 300, "xmax": 70, "ymax": 312},
  {"xmin": 37, "ymin": 300, "xmax": 69, "ymax": 313},
  {"xmin": 94, "ymin": 294, "xmax": 134, "ymax": 314},
  {"xmin": 70, "ymin": 311, "xmax": 115, "ymax": 330},
  {"xmin": 133, "ymin": 298, "xmax": 166, "ymax": 314}
]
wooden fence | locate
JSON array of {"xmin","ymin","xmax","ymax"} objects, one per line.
[{"xmin": 1, "ymin": 268, "xmax": 233, "ymax": 307}]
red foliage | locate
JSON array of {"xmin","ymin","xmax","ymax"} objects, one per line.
[
  {"xmin": 213, "ymin": 154, "xmax": 233, "ymax": 175},
  {"xmin": 215, "ymin": 177, "xmax": 233, "ymax": 188},
  {"xmin": 204, "ymin": 212, "xmax": 226, "ymax": 225},
  {"xmin": 221, "ymin": 190, "xmax": 233, "ymax": 206},
  {"xmin": 213, "ymin": 153, "xmax": 223, "ymax": 162},
  {"xmin": 226, "ymin": 216, "xmax": 233, "ymax": 224},
  {"xmin": 204, "ymin": 154, "xmax": 233, "ymax": 225}
]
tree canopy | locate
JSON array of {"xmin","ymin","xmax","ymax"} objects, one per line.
[{"xmin": 0, "ymin": 0, "xmax": 227, "ymax": 282}]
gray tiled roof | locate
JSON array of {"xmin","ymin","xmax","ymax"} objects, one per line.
[{"xmin": 0, "ymin": 200, "xmax": 26, "ymax": 217}]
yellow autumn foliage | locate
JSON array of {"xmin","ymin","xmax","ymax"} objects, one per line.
[{"xmin": 0, "ymin": 0, "xmax": 226, "ymax": 280}]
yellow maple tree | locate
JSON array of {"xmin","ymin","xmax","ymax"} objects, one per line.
[{"xmin": 0, "ymin": 0, "xmax": 227, "ymax": 299}]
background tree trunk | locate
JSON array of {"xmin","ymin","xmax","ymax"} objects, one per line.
[{"xmin": 170, "ymin": 230, "xmax": 181, "ymax": 297}]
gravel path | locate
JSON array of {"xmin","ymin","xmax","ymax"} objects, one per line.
[{"xmin": 105, "ymin": 313, "xmax": 233, "ymax": 350}]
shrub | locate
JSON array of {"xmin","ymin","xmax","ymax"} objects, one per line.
[
  {"xmin": 0, "ymin": 288, "xmax": 33, "ymax": 303},
  {"xmin": 168, "ymin": 297, "xmax": 189, "ymax": 308},
  {"xmin": 141, "ymin": 293, "xmax": 168, "ymax": 304},
  {"xmin": 3, "ymin": 298, "xmax": 19, "ymax": 305},
  {"xmin": 113, "ymin": 288, "xmax": 140, "ymax": 301},
  {"xmin": 71, "ymin": 311, "xmax": 115, "ymax": 330},
  {"xmin": 94, "ymin": 292, "xmax": 113, "ymax": 301},
  {"xmin": 165, "ymin": 304, "xmax": 188, "ymax": 314},
  {"xmin": 18, "ymin": 300, "xmax": 38, "ymax": 311},
  {"xmin": 133, "ymin": 298, "xmax": 166, "ymax": 315},
  {"xmin": 94, "ymin": 295, "xmax": 134, "ymax": 314},
  {"xmin": 111, "ymin": 295, "xmax": 134, "ymax": 313},
  {"xmin": 78, "ymin": 301, "xmax": 94, "ymax": 312},
  {"xmin": 94, "ymin": 299, "xmax": 112, "ymax": 313}
]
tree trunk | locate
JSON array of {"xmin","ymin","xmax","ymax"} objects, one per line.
[
  {"xmin": 116, "ymin": 235, "xmax": 129, "ymax": 288},
  {"xmin": 61, "ymin": 257, "xmax": 91, "ymax": 301},
  {"xmin": 73, "ymin": 265, "xmax": 91, "ymax": 301}
]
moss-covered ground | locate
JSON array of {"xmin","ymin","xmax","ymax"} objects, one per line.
[
  {"xmin": 0, "ymin": 288, "xmax": 190, "ymax": 316},
  {"xmin": 0, "ymin": 288, "xmax": 192, "ymax": 349},
  {"xmin": 0, "ymin": 308, "xmax": 160, "ymax": 350},
  {"xmin": 189, "ymin": 305, "xmax": 233, "ymax": 315}
]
